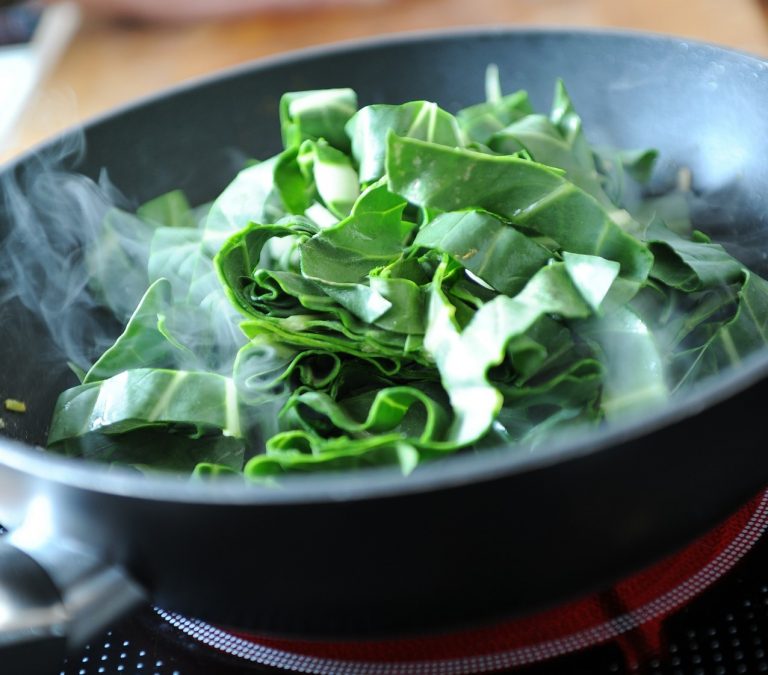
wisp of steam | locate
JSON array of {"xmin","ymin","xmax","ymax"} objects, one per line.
[
  {"xmin": 0, "ymin": 131, "xmax": 245, "ymax": 384},
  {"xmin": 0, "ymin": 132, "xmax": 129, "ymax": 374}
]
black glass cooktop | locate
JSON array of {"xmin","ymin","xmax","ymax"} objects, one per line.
[{"xmin": 51, "ymin": 527, "xmax": 768, "ymax": 675}]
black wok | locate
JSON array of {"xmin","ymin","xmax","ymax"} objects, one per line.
[{"xmin": 2, "ymin": 27, "xmax": 768, "ymax": 673}]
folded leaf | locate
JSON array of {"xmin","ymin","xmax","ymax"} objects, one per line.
[
  {"xmin": 387, "ymin": 134, "xmax": 653, "ymax": 301},
  {"xmin": 414, "ymin": 209, "xmax": 553, "ymax": 295},
  {"xmin": 496, "ymin": 359, "xmax": 603, "ymax": 441},
  {"xmin": 87, "ymin": 207, "xmax": 158, "ymax": 323},
  {"xmin": 298, "ymin": 139, "xmax": 360, "ymax": 218},
  {"xmin": 48, "ymin": 368, "xmax": 242, "ymax": 447},
  {"xmin": 245, "ymin": 431, "xmax": 417, "ymax": 476},
  {"xmin": 456, "ymin": 77, "xmax": 533, "ymax": 145},
  {"xmin": 280, "ymin": 88, "xmax": 357, "ymax": 152},
  {"xmin": 205, "ymin": 158, "xmax": 286, "ymax": 233},
  {"xmin": 490, "ymin": 114, "xmax": 611, "ymax": 205},
  {"xmin": 425, "ymin": 259, "xmax": 601, "ymax": 443},
  {"xmin": 347, "ymin": 101, "xmax": 465, "ymax": 182},
  {"xmin": 299, "ymin": 182, "xmax": 412, "ymax": 283},
  {"xmin": 84, "ymin": 279, "xmax": 193, "ymax": 383},
  {"xmin": 149, "ymin": 227, "xmax": 246, "ymax": 369},
  {"xmin": 550, "ymin": 79, "xmax": 595, "ymax": 174},
  {"xmin": 646, "ymin": 219, "xmax": 743, "ymax": 291},
  {"xmin": 57, "ymin": 429, "xmax": 244, "ymax": 475},
  {"xmin": 577, "ymin": 307, "xmax": 668, "ymax": 419},
  {"xmin": 287, "ymin": 385, "xmax": 449, "ymax": 444},
  {"xmin": 676, "ymin": 271, "xmax": 768, "ymax": 387},
  {"xmin": 215, "ymin": 218, "xmax": 317, "ymax": 318}
]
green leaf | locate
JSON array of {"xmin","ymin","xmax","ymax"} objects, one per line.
[
  {"xmin": 496, "ymin": 359, "xmax": 603, "ymax": 441},
  {"xmin": 148, "ymin": 226, "xmax": 246, "ymax": 369},
  {"xmin": 562, "ymin": 252, "xmax": 620, "ymax": 311},
  {"xmin": 550, "ymin": 79, "xmax": 594, "ymax": 171},
  {"xmin": 84, "ymin": 279, "xmax": 194, "ymax": 383},
  {"xmin": 386, "ymin": 134, "xmax": 653, "ymax": 301},
  {"xmin": 308, "ymin": 277, "xmax": 392, "ymax": 324},
  {"xmin": 298, "ymin": 139, "xmax": 360, "ymax": 218},
  {"xmin": 676, "ymin": 271, "xmax": 768, "ymax": 387},
  {"xmin": 239, "ymin": 313, "xmax": 423, "ymax": 367},
  {"xmin": 616, "ymin": 148, "xmax": 658, "ymax": 184},
  {"xmin": 577, "ymin": 307, "xmax": 668, "ymax": 419},
  {"xmin": 280, "ymin": 88, "xmax": 357, "ymax": 152},
  {"xmin": 205, "ymin": 157, "xmax": 287, "ymax": 234},
  {"xmin": 597, "ymin": 147, "xmax": 659, "ymax": 205},
  {"xmin": 414, "ymin": 209, "xmax": 553, "ymax": 295},
  {"xmin": 368, "ymin": 275, "xmax": 426, "ymax": 334},
  {"xmin": 456, "ymin": 81, "xmax": 533, "ymax": 145},
  {"xmin": 86, "ymin": 207, "xmax": 157, "ymax": 323},
  {"xmin": 214, "ymin": 217, "xmax": 317, "ymax": 319},
  {"xmin": 193, "ymin": 461, "xmax": 243, "ymax": 479},
  {"xmin": 299, "ymin": 182, "xmax": 412, "ymax": 283},
  {"xmin": 55, "ymin": 429, "xmax": 244, "ymax": 475},
  {"xmin": 424, "ymin": 259, "xmax": 598, "ymax": 443},
  {"xmin": 287, "ymin": 385, "xmax": 450, "ymax": 444},
  {"xmin": 489, "ymin": 114, "xmax": 611, "ymax": 204},
  {"xmin": 347, "ymin": 101, "xmax": 465, "ymax": 182},
  {"xmin": 645, "ymin": 219, "xmax": 743, "ymax": 291},
  {"xmin": 245, "ymin": 432, "xmax": 418, "ymax": 477},
  {"xmin": 137, "ymin": 190, "xmax": 196, "ymax": 229},
  {"xmin": 634, "ymin": 192, "xmax": 692, "ymax": 236},
  {"xmin": 235, "ymin": 338, "xmax": 343, "ymax": 404},
  {"xmin": 48, "ymin": 368, "xmax": 242, "ymax": 446}
]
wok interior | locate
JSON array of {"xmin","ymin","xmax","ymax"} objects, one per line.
[{"xmin": 2, "ymin": 30, "xmax": 768, "ymax": 478}]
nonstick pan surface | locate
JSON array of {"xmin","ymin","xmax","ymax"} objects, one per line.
[{"xmin": 1, "ymin": 28, "xmax": 768, "ymax": 645}]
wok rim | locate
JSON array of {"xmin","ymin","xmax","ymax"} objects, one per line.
[{"xmin": 1, "ymin": 25, "xmax": 768, "ymax": 505}]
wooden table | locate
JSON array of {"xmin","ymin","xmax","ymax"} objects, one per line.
[{"xmin": 6, "ymin": 0, "xmax": 768, "ymax": 159}]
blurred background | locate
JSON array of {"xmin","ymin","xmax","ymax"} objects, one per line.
[{"xmin": 1, "ymin": 0, "xmax": 768, "ymax": 162}]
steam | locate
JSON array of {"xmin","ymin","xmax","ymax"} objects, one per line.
[
  {"xmin": 0, "ymin": 133, "xmax": 141, "ymax": 374},
  {"xmin": 0, "ymin": 131, "xmax": 247, "ymax": 385}
]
